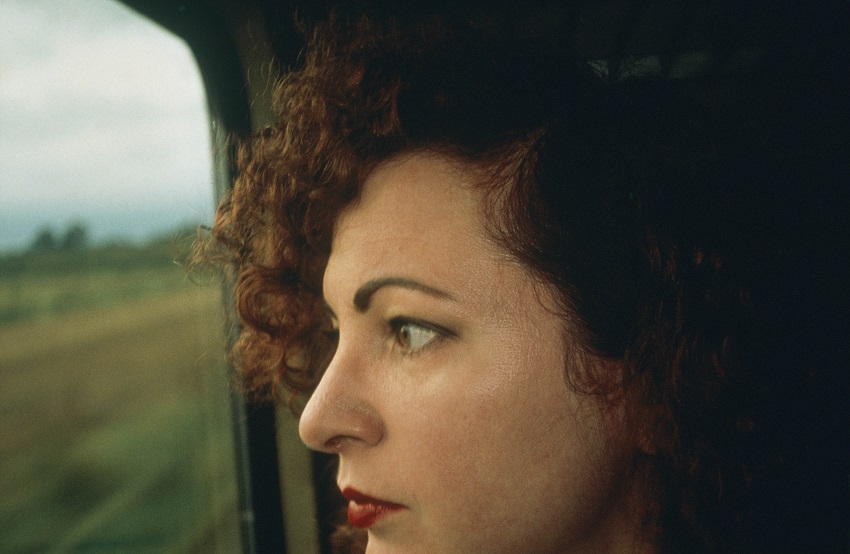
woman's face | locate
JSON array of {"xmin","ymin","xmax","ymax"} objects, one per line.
[{"xmin": 299, "ymin": 154, "xmax": 645, "ymax": 553}]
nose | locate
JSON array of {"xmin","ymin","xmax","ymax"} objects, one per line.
[{"xmin": 298, "ymin": 345, "xmax": 384, "ymax": 453}]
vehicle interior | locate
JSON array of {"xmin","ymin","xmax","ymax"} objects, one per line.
[{"xmin": 2, "ymin": 0, "xmax": 846, "ymax": 552}]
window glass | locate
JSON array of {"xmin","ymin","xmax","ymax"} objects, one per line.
[{"xmin": 0, "ymin": 0, "xmax": 241, "ymax": 551}]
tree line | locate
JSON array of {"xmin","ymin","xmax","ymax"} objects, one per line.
[{"xmin": 30, "ymin": 223, "xmax": 90, "ymax": 252}]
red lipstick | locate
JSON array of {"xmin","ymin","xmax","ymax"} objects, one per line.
[{"xmin": 342, "ymin": 487, "xmax": 405, "ymax": 528}]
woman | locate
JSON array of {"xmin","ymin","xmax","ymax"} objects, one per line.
[{"xmin": 202, "ymin": 12, "xmax": 843, "ymax": 554}]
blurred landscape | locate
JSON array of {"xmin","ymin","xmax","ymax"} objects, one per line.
[
  {"xmin": 0, "ymin": 224, "xmax": 203, "ymax": 326},
  {"xmin": 0, "ymin": 227, "xmax": 241, "ymax": 552}
]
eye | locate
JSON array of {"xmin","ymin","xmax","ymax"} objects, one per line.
[{"xmin": 389, "ymin": 318, "xmax": 445, "ymax": 354}]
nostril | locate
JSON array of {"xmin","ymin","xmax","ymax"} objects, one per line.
[{"xmin": 325, "ymin": 436, "xmax": 344, "ymax": 451}]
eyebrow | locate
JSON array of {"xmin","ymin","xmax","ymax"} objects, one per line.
[{"xmin": 352, "ymin": 277, "xmax": 455, "ymax": 312}]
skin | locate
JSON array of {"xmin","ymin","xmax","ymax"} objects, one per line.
[{"xmin": 299, "ymin": 153, "xmax": 652, "ymax": 553}]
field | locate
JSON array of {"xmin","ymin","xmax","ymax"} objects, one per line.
[{"xmin": 0, "ymin": 239, "xmax": 241, "ymax": 552}]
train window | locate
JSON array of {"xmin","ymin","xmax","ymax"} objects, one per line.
[{"xmin": 0, "ymin": 0, "xmax": 241, "ymax": 551}]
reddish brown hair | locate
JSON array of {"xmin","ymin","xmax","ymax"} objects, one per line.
[{"xmin": 199, "ymin": 13, "xmax": 814, "ymax": 553}]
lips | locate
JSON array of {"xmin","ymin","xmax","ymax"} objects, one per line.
[{"xmin": 342, "ymin": 487, "xmax": 406, "ymax": 528}]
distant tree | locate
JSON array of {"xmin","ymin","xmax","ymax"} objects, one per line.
[
  {"xmin": 61, "ymin": 222, "xmax": 90, "ymax": 250},
  {"xmin": 30, "ymin": 227, "xmax": 57, "ymax": 252}
]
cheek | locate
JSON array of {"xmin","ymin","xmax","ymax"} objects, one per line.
[
  {"xmin": 378, "ymin": 332, "xmax": 638, "ymax": 552},
  {"xmin": 392, "ymin": 338, "xmax": 576, "ymax": 508}
]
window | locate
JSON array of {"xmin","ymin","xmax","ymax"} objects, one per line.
[{"xmin": 0, "ymin": 0, "xmax": 240, "ymax": 551}]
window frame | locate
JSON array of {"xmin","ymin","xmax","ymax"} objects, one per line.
[{"xmin": 116, "ymin": 2, "xmax": 324, "ymax": 553}]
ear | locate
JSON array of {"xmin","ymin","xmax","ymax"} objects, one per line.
[
  {"xmin": 634, "ymin": 402, "xmax": 663, "ymax": 456},
  {"xmin": 593, "ymin": 358, "xmax": 659, "ymax": 456},
  {"xmin": 605, "ymin": 360, "xmax": 665, "ymax": 458},
  {"xmin": 637, "ymin": 426, "xmax": 658, "ymax": 456},
  {"xmin": 598, "ymin": 357, "xmax": 661, "ymax": 456}
]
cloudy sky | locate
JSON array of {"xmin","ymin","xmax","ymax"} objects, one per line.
[{"xmin": 0, "ymin": 0, "xmax": 214, "ymax": 252}]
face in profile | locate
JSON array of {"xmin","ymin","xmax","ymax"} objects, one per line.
[{"xmin": 299, "ymin": 153, "xmax": 647, "ymax": 553}]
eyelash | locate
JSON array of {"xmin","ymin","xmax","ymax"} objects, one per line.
[
  {"xmin": 388, "ymin": 317, "xmax": 454, "ymax": 355},
  {"xmin": 321, "ymin": 316, "xmax": 454, "ymax": 356}
]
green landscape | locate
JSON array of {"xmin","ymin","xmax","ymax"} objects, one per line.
[
  {"xmin": 0, "ymin": 227, "xmax": 203, "ymax": 326},
  {"xmin": 0, "ymin": 229, "xmax": 241, "ymax": 553}
]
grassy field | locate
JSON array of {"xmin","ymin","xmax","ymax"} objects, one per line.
[
  {"xmin": 0, "ymin": 239, "xmax": 241, "ymax": 553},
  {"xmin": 0, "ymin": 233, "xmax": 198, "ymax": 326}
]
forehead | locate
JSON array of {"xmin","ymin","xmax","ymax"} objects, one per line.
[
  {"xmin": 323, "ymin": 154, "xmax": 500, "ymax": 296},
  {"xmin": 348, "ymin": 154, "xmax": 481, "ymax": 226},
  {"xmin": 336, "ymin": 154, "xmax": 491, "ymax": 250}
]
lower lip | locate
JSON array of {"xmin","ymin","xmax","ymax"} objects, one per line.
[
  {"xmin": 342, "ymin": 488, "xmax": 406, "ymax": 528},
  {"xmin": 347, "ymin": 500, "xmax": 405, "ymax": 528}
]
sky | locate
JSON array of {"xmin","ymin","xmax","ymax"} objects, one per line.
[{"xmin": 0, "ymin": 0, "xmax": 214, "ymax": 252}]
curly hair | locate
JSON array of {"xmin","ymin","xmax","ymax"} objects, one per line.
[{"xmin": 199, "ymin": 12, "xmax": 825, "ymax": 554}]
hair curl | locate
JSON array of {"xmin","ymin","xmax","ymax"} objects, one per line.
[{"xmin": 198, "ymin": 12, "xmax": 833, "ymax": 553}]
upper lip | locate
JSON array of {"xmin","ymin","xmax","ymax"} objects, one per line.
[{"xmin": 341, "ymin": 486, "xmax": 405, "ymax": 508}]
